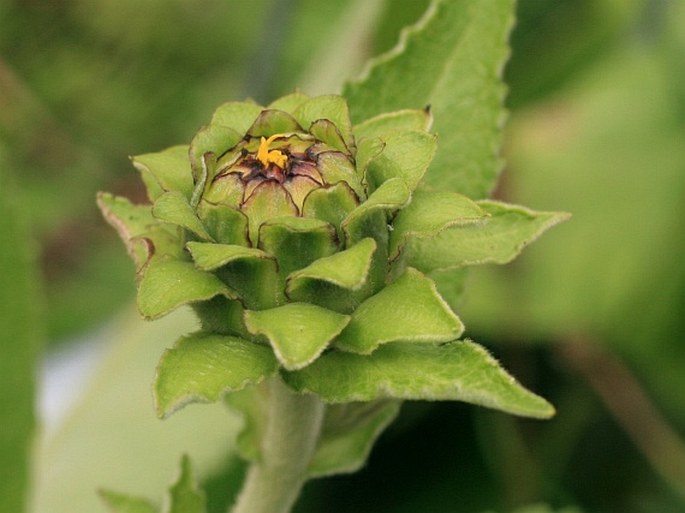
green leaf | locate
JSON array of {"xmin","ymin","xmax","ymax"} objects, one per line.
[
  {"xmin": 186, "ymin": 242, "xmax": 273, "ymax": 271},
  {"xmin": 258, "ymin": 216, "xmax": 338, "ymax": 277},
  {"xmin": 152, "ymin": 191, "xmax": 212, "ymax": 241},
  {"xmin": 334, "ymin": 267, "xmax": 463, "ymax": 354},
  {"xmin": 244, "ymin": 303, "xmax": 350, "ymax": 370},
  {"xmin": 309, "ymin": 119, "xmax": 350, "ymax": 153},
  {"xmin": 186, "ymin": 241, "xmax": 281, "ymax": 309},
  {"xmin": 0, "ymin": 171, "xmax": 42, "ymax": 513},
  {"xmin": 99, "ymin": 490, "xmax": 159, "ymax": 513},
  {"xmin": 293, "ymin": 95, "xmax": 354, "ymax": 150},
  {"xmin": 154, "ymin": 332, "xmax": 278, "ymax": 418},
  {"xmin": 210, "ymin": 100, "xmax": 264, "ymax": 134},
  {"xmin": 131, "ymin": 145, "xmax": 193, "ymax": 201},
  {"xmin": 241, "ymin": 181, "xmax": 299, "ymax": 245},
  {"xmin": 246, "ymin": 109, "xmax": 303, "ymax": 137},
  {"xmin": 308, "ymin": 400, "xmax": 401, "ymax": 478},
  {"xmin": 399, "ymin": 200, "xmax": 570, "ymax": 273},
  {"xmin": 286, "ymin": 238, "xmax": 377, "ymax": 313},
  {"xmin": 342, "ymin": 177, "xmax": 410, "ymax": 244},
  {"xmin": 301, "ymin": 181, "xmax": 360, "ymax": 243},
  {"xmin": 97, "ymin": 192, "xmax": 182, "ymax": 268},
  {"xmin": 196, "ymin": 202, "xmax": 249, "ymax": 246},
  {"xmin": 267, "ymin": 92, "xmax": 310, "ymax": 114},
  {"xmin": 389, "ymin": 189, "xmax": 487, "ymax": 259},
  {"xmin": 224, "ymin": 387, "xmax": 267, "ymax": 462},
  {"xmin": 345, "ymin": 0, "xmax": 516, "ymax": 198},
  {"xmin": 364, "ymin": 130, "xmax": 437, "ymax": 192},
  {"xmin": 287, "ymin": 237, "xmax": 377, "ymax": 292},
  {"xmin": 31, "ymin": 308, "xmax": 241, "ymax": 513},
  {"xmin": 283, "ymin": 340, "xmax": 555, "ymax": 419},
  {"xmin": 137, "ymin": 257, "xmax": 234, "ymax": 320},
  {"xmin": 165, "ymin": 455, "xmax": 206, "ymax": 513},
  {"xmin": 352, "ymin": 108, "xmax": 432, "ymax": 141}
]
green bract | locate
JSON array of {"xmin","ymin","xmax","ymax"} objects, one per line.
[{"xmin": 98, "ymin": 92, "xmax": 567, "ymax": 429}]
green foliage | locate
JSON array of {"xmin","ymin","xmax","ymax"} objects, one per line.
[
  {"xmin": 283, "ymin": 341, "xmax": 554, "ymax": 419},
  {"xmin": 11, "ymin": 0, "xmax": 680, "ymax": 512},
  {"xmin": 345, "ymin": 0, "xmax": 515, "ymax": 198},
  {"xmin": 0, "ymin": 168, "xmax": 43, "ymax": 513}
]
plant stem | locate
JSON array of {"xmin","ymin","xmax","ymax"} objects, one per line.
[{"xmin": 230, "ymin": 376, "xmax": 325, "ymax": 513}]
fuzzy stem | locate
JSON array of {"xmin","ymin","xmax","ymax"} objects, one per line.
[{"xmin": 230, "ymin": 376, "xmax": 325, "ymax": 513}]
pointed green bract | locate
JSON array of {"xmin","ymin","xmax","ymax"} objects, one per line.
[
  {"xmin": 309, "ymin": 119, "xmax": 350, "ymax": 153},
  {"xmin": 334, "ymin": 267, "xmax": 463, "ymax": 354},
  {"xmin": 132, "ymin": 145, "xmax": 193, "ymax": 201},
  {"xmin": 287, "ymin": 238, "xmax": 376, "ymax": 292},
  {"xmin": 99, "ymin": 490, "xmax": 159, "ymax": 513},
  {"xmin": 353, "ymin": 109, "xmax": 432, "ymax": 141},
  {"xmin": 399, "ymin": 200, "xmax": 571, "ymax": 273},
  {"xmin": 97, "ymin": 192, "xmax": 179, "ymax": 267},
  {"xmin": 166, "ymin": 455, "xmax": 206, "ymax": 513},
  {"xmin": 154, "ymin": 332, "xmax": 278, "ymax": 418},
  {"xmin": 342, "ymin": 177, "xmax": 410, "ymax": 244},
  {"xmin": 242, "ymin": 181, "xmax": 299, "ymax": 245},
  {"xmin": 286, "ymin": 238, "xmax": 377, "ymax": 313},
  {"xmin": 186, "ymin": 242, "xmax": 273, "ymax": 271},
  {"xmin": 210, "ymin": 101, "xmax": 265, "ymax": 134},
  {"xmin": 258, "ymin": 216, "xmax": 338, "ymax": 277},
  {"xmin": 196, "ymin": 202, "xmax": 249, "ymax": 245},
  {"xmin": 152, "ymin": 191, "xmax": 212, "ymax": 241},
  {"xmin": 245, "ymin": 303, "xmax": 350, "ymax": 370},
  {"xmin": 301, "ymin": 181, "xmax": 360, "ymax": 242},
  {"xmin": 345, "ymin": 0, "xmax": 516, "ymax": 198},
  {"xmin": 307, "ymin": 400, "xmax": 401, "ymax": 478},
  {"xmin": 267, "ymin": 91, "xmax": 310, "ymax": 113},
  {"xmin": 283, "ymin": 340, "xmax": 555, "ymax": 419},
  {"xmin": 187, "ymin": 241, "xmax": 281, "ymax": 309},
  {"xmin": 389, "ymin": 189, "xmax": 487, "ymax": 259},
  {"xmin": 364, "ymin": 130, "xmax": 436, "ymax": 192},
  {"xmin": 246, "ymin": 109, "xmax": 303, "ymax": 137},
  {"xmin": 137, "ymin": 257, "xmax": 233, "ymax": 320},
  {"xmin": 293, "ymin": 95, "xmax": 354, "ymax": 150}
]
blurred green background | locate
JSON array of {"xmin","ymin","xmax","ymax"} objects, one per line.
[{"xmin": 1, "ymin": 0, "xmax": 684, "ymax": 512}]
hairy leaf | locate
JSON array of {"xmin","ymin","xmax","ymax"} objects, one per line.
[
  {"xmin": 334, "ymin": 267, "xmax": 463, "ymax": 354},
  {"xmin": 283, "ymin": 340, "xmax": 555, "ymax": 418},
  {"xmin": 398, "ymin": 200, "xmax": 570, "ymax": 273},
  {"xmin": 308, "ymin": 400, "xmax": 401, "ymax": 478},
  {"xmin": 137, "ymin": 257, "xmax": 234, "ymax": 320},
  {"xmin": 345, "ymin": 0, "xmax": 516, "ymax": 198},
  {"xmin": 154, "ymin": 332, "xmax": 278, "ymax": 418},
  {"xmin": 245, "ymin": 304, "xmax": 350, "ymax": 370}
]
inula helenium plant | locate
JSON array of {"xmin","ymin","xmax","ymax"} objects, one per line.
[{"xmin": 98, "ymin": 92, "xmax": 567, "ymax": 513}]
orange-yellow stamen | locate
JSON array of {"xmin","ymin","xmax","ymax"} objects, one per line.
[{"xmin": 257, "ymin": 134, "xmax": 288, "ymax": 169}]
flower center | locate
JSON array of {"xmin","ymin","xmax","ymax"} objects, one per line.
[{"xmin": 256, "ymin": 134, "xmax": 288, "ymax": 169}]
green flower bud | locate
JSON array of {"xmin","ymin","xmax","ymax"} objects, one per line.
[{"xmin": 98, "ymin": 92, "xmax": 565, "ymax": 421}]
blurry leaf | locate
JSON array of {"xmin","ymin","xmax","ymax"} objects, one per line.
[
  {"xmin": 99, "ymin": 489, "xmax": 159, "ymax": 513},
  {"xmin": 154, "ymin": 332, "xmax": 278, "ymax": 418},
  {"xmin": 345, "ymin": 0, "xmax": 516, "ymax": 198},
  {"xmin": 283, "ymin": 340, "xmax": 555, "ymax": 419},
  {"xmin": 0, "ymin": 170, "xmax": 43, "ymax": 513},
  {"xmin": 31, "ymin": 308, "xmax": 241, "ymax": 513},
  {"xmin": 308, "ymin": 399, "xmax": 401, "ymax": 478},
  {"xmin": 166, "ymin": 455, "xmax": 206, "ymax": 513}
]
